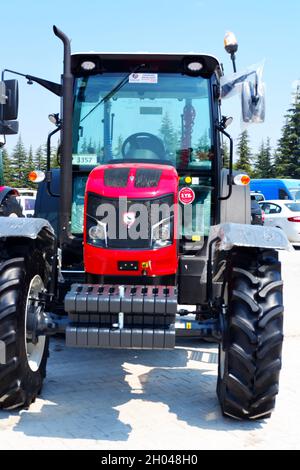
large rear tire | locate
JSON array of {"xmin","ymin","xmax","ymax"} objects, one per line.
[
  {"xmin": 217, "ymin": 248, "xmax": 283, "ymax": 420},
  {"xmin": 0, "ymin": 250, "xmax": 49, "ymax": 410}
]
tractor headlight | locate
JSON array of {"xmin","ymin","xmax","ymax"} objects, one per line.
[
  {"xmin": 151, "ymin": 216, "xmax": 173, "ymax": 249},
  {"xmin": 87, "ymin": 219, "xmax": 107, "ymax": 247},
  {"xmin": 88, "ymin": 222, "xmax": 107, "ymax": 241}
]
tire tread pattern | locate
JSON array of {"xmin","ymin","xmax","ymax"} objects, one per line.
[
  {"xmin": 0, "ymin": 253, "xmax": 48, "ymax": 410},
  {"xmin": 217, "ymin": 248, "xmax": 283, "ymax": 420}
]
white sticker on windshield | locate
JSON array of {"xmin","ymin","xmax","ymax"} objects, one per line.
[
  {"xmin": 72, "ymin": 154, "xmax": 97, "ymax": 166},
  {"xmin": 129, "ymin": 73, "xmax": 158, "ymax": 84}
]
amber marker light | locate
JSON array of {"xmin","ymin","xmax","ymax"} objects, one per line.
[
  {"xmin": 233, "ymin": 174, "xmax": 251, "ymax": 186},
  {"xmin": 28, "ymin": 170, "xmax": 45, "ymax": 183}
]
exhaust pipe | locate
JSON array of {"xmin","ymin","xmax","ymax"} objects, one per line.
[{"xmin": 53, "ymin": 25, "xmax": 73, "ymax": 246}]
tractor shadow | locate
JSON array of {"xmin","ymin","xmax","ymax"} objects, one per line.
[{"xmin": 7, "ymin": 337, "xmax": 264, "ymax": 443}]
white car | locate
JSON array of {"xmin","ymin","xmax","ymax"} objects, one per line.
[
  {"xmin": 259, "ymin": 200, "xmax": 300, "ymax": 245},
  {"xmin": 15, "ymin": 188, "xmax": 37, "ymax": 198},
  {"xmin": 251, "ymin": 191, "xmax": 265, "ymax": 202},
  {"xmin": 16, "ymin": 195, "xmax": 36, "ymax": 217}
]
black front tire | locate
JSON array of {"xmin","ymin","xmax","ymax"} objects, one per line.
[
  {"xmin": 0, "ymin": 250, "xmax": 49, "ymax": 410},
  {"xmin": 217, "ymin": 248, "xmax": 283, "ymax": 420}
]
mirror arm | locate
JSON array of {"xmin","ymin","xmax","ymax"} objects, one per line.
[{"xmin": 1, "ymin": 69, "xmax": 62, "ymax": 97}]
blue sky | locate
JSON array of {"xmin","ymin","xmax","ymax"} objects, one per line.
[{"xmin": 1, "ymin": 0, "xmax": 300, "ymax": 159}]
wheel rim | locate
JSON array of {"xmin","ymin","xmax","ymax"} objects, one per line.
[{"xmin": 25, "ymin": 275, "xmax": 46, "ymax": 372}]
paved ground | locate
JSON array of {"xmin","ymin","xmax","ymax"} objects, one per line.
[{"xmin": 0, "ymin": 250, "xmax": 299, "ymax": 450}]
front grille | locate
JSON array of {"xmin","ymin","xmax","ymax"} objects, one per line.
[
  {"xmin": 135, "ymin": 169, "xmax": 162, "ymax": 188},
  {"xmin": 104, "ymin": 168, "xmax": 130, "ymax": 187},
  {"xmin": 86, "ymin": 193, "xmax": 173, "ymax": 249}
]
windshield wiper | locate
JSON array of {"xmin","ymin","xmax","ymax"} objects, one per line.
[{"xmin": 80, "ymin": 63, "xmax": 145, "ymax": 123}]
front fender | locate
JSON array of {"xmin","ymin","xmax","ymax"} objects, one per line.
[
  {"xmin": 209, "ymin": 223, "xmax": 293, "ymax": 252},
  {"xmin": 0, "ymin": 186, "xmax": 19, "ymax": 205},
  {"xmin": 0, "ymin": 217, "xmax": 54, "ymax": 239}
]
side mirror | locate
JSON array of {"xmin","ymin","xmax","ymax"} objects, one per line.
[
  {"xmin": 0, "ymin": 120, "xmax": 19, "ymax": 135},
  {"xmin": 241, "ymin": 80, "xmax": 265, "ymax": 123},
  {"xmin": 0, "ymin": 79, "xmax": 19, "ymax": 120}
]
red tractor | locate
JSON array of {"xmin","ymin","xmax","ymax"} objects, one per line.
[{"xmin": 0, "ymin": 27, "xmax": 289, "ymax": 419}]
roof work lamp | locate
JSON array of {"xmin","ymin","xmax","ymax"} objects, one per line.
[{"xmin": 224, "ymin": 31, "xmax": 238, "ymax": 73}]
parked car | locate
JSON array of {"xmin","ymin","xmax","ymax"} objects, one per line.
[
  {"xmin": 250, "ymin": 190, "xmax": 265, "ymax": 202},
  {"xmin": 259, "ymin": 200, "xmax": 300, "ymax": 245},
  {"xmin": 251, "ymin": 195, "xmax": 264, "ymax": 225},
  {"xmin": 16, "ymin": 195, "xmax": 36, "ymax": 217},
  {"xmin": 15, "ymin": 188, "xmax": 37, "ymax": 198}
]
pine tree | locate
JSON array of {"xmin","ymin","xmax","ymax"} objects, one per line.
[
  {"xmin": 253, "ymin": 138, "xmax": 274, "ymax": 178},
  {"xmin": 96, "ymin": 139, "xmax": 103, "ymax": 159},
  {"xmin": 222, "ymin": 140, "xmax": 230, "ymax": 168},
  {"xmin": 234, "ymin": 130, "xmax": 253, "ymax": 175},
  {"xmin": 197, "ymin": 131, "xmax": 210, "ymax": 152},
  {"xmin": 34, "ymin": 145, "xmax": 47, "ymax": 171},
  {"xmin": 26, "ymin": 146, "xmax": 35, "ymax": 188},
  {"xmin": 80, "ymin": 137, "xmax": 88, "ymax": 154},
  {"xmin": 0, "ymin": 148, "xmax": 4, "ymax": 186},
  {"xmin": 27, "ymin": 145, "xmax": 34, "ymax": 171},
  {"xmin": 114, "ymin": 135, "xmax": 123, "ymax": 157},
  {"xmin": 10, "ymin": 135, "xmax": 28, "ymax": 187},
  {"xmin": 1, "ymin": 148, "xmax": 14, "ymax": 186},
  {"xmin": 274, "ymin": 87, "xmax": 300, "ymax": 178},
  {"xmin": 50, "ymin": 144, "xmax": 60, "ymax": 169},
  {"xmin": 159, "ymin": 113, "xmax": 178, "ymax": 157}
]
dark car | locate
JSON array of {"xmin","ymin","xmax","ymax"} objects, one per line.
[{"xmin": 251, "ymin": 195, "xmax": 264, "ymax": 225}]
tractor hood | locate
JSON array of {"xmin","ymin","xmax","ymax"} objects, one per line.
[{"xmin": 86, "ymin": 163, "xmax": 178, "ymax": 200}]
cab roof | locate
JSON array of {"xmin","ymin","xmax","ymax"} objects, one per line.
[{"xmin": 71, "ymin": 52, "xmax": 221, "ymax": 78}]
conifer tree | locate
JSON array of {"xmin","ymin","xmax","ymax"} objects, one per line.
[
  {"xmin": 274, "ymin": 87, "xmax": 300, "ymax": 178},
  {"xmin": 1, "ymin": 148, "xmax": 14, "ymax": 186},
  {"xmin": 234, "ymin": 130, "xmax": 253, "ymax": 175},
  {"xmin": 159, "ymin": 113, "xmax": 178, "ymax": 157},
  {"xmin": 26, "ymin": 146, "xmax": 35, "ymax": 188},
  {"xmin": 222, "ymin": 140, "xmax": 230, "ymax": 168},
  {"xmin": 34, "ymin": 145, "xmax": 46, "ymax": 171},
  {"xmin": 253, "ymin": 138, "xmax": 274, "ymax": 178},
  {"xmin": 10, "ymin": 135, "xmax": 28, "ymax": 187}
]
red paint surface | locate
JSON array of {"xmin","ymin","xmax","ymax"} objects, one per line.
[{"xmin": 84, "ymin": 163, "xmax": 178, "ymax": 277}]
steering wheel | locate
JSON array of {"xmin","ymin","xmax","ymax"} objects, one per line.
[{"xmin": 121, "ymin": 132, "xmax": 166, "ymax": 159}]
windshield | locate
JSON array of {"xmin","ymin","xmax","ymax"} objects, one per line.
[
  {"xmin": 72, "ymin": 73, "xmax": 212, "ymax": 170},
  {"xmin": 251, "ymin": 193, "xmax": 264, "ymax": 202}
]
